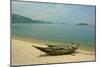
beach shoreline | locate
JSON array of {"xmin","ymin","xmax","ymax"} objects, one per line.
[
  {"xmin": 12, "ymin": 36, "xmax": 95, "ymax": 51},
  {"xmin": 11, "ymin": 37, "xmax": 96, "ymax": 66}
]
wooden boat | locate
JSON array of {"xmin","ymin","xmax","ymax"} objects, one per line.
[{"xmin": 32, "ymin": 43, "xmax": 80, "ymax": 55}]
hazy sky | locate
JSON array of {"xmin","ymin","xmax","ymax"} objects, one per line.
[{"xmin": 12, "ymin": 1, "xmax": 96, "ymax": 25}]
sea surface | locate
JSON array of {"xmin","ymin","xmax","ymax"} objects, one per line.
[{"xmin": 11, "ymin": 23, "xmax": 96, "ymax": 48}]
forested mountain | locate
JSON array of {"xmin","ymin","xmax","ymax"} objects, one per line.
[{"xmin": 12, "ymin": 13, "xmax": 53, "ymax": 24}]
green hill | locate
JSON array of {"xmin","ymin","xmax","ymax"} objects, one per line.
[{"xmin": 12, "ymin": 13, "xmax": 53, "ymax": 24}]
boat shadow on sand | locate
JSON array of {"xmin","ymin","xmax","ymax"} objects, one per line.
[{"xmin": 38, "ymin": 51, "xmax": 79, "ymax": 57}]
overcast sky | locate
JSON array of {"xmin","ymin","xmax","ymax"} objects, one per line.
[{"xmin": 12, "ymin": 1, "xmax": 96, "ymax": 25}]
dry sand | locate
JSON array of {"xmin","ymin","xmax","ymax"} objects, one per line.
[{"xmin": 11, "ymin": 39, "xmax": 95, "ymax": 66}]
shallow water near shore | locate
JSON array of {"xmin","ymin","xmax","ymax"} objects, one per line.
[{"xmin": 11, "ymin": 23, "xmax": 96, "ymax": 50}]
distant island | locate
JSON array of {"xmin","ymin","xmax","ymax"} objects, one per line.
[
  {"xmin": 12, "ymin": 13, "xmax": 53, "ymax": 24},
  {"xmin": 61, "ymin": 23, "xmax": 66, "ymax": 24},
  {"xmin": 76, "ymin": 23, "xmax": 88, "ymax": 25}
]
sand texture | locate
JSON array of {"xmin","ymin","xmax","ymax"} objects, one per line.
[{"xmin": 11, "ymin": 39, "xmax": 95, "ymax": 66}]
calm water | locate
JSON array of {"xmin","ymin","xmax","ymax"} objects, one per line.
[{"xmin": 11, "ymin": 24, "xmax": 96, "ymax": 48}]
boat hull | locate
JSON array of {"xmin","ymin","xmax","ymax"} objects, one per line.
[{"xmin": 32, "ymin": 45, "xmax": 77, "ymax": 55}]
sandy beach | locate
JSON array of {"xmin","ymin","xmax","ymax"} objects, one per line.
[{"xmin": 11, "ymin": 38, "xmax": 95, "ymax": 66}]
